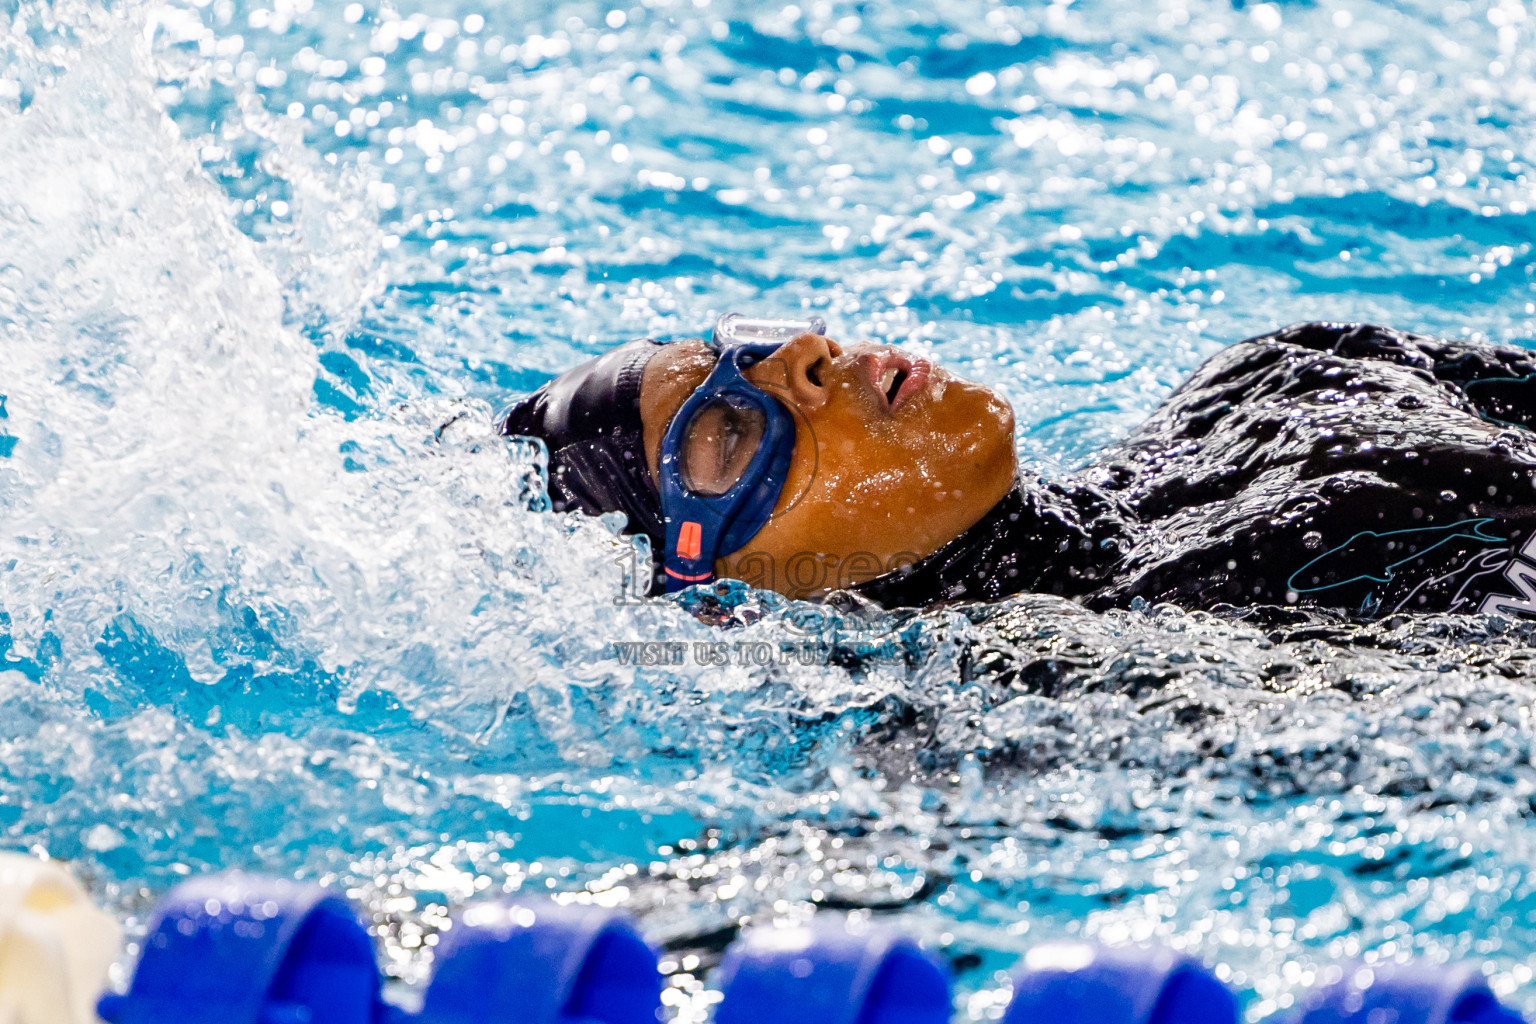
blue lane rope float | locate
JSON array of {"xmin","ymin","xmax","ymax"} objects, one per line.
[
  {"xmin": 1288, "ymin": 961, "xmax": 1525, "ymax": 1024},
  {"xmin": 1001, "ymin": 945, "xmax": 1241, "ymax": 1024},
  {"xmin": 67, "ymin": 868, "xmax": 1530, "ymax": 1024},
  {"xmin": 416, "ymin": 900, "xmax": 661, "ymax": 1024},
  {"xmin": 95, "ymin": 872, "xmax": 381, "ymax": 1024},
  {"xmin": 714, "ymin": 919, "xmax": 951, "ymax": 1024},
  {"xmin": 1002, "ymin": 942, "xmax": 1238, "ymax": 1024}
]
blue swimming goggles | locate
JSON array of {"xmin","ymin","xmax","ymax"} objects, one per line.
[{"xmin": 660, "ymin": 313, "xmax": 825, "ymax": 593}]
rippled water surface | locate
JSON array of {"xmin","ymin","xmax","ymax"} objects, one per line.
[{"xmin": 5, "ymin": 0, "xmax": 1536, "ymax": 1016}]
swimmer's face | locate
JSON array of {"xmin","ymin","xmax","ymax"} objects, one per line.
[{"xmin": 641, "ymin": 334, "xmax": 1017, "ymax": 599}]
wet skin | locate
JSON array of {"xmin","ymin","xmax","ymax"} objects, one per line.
[{"xmin": 639, "ymin": 333, "xmax": 1017, "ymax": 599}]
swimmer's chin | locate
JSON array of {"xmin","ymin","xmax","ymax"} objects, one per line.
[{"xmin": 944, "ymin": 377, "xmax": 1017, "ymax": 471}]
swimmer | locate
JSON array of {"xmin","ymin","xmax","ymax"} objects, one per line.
[{"xmin": 504, "ymin": 318, "xmax": 1536, "ymax": 619}]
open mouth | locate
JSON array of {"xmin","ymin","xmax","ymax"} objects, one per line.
[{"xmin": 862, "ymin": 350, "xmax": 931, "ymax": 412}]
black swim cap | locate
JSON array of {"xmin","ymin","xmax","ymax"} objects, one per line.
[{"xmin": 500, "ymin": 339, "xmax": 665, "ymax": 546}]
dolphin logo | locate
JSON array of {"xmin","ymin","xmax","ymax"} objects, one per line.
[
  {"xmin": 1464, "ymin": 372, "xmax": 1536, "ymax": 429},
  {"xmin": 1287, "ymin": 518, "xmax": 1507, "ymax": 594}
]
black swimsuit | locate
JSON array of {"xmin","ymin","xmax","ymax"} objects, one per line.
[{"xmin": 858, "ymin": 322, "xmax": 1536, "ymax": 618}]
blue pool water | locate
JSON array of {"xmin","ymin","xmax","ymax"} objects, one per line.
[{"xmin": 5, "ymin": 0, "xmax": 1536, "ymax": 1016}]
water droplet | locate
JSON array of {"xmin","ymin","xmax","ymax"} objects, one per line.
[
  {"xmin": 1441, "ymin": 489, "xmax": 1458, "ymax": 502},
  {"xmin": 83, "ymin": 824, "xmax": 125, "ymax": 851},
  {"xmin": 1303, "ymin": 530, "xmax": 1323, "ymax": 549}
]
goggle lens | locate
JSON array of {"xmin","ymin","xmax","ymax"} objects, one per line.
[{"xmin": 680, "ymin": 394, "xmax": 767, "ymax": 497}]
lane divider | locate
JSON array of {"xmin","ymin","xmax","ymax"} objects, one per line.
[
  {"xmin": 1287, "ymin": 961, "xmax": 1525, "ymax": 1024},
  {"xmin": 0, "ymin": 862, "xmax": 1526, "ymax": 1024},
  {"xmin": 94, "ymin": 873, "xmax": 378, "ymax": 1024},
  {"xmin": 1004, "ymin": 942, "xmax": 1238, "ymax": 1024},
  {"xmin": 418, "ymin": 900, "xmax": 660, "ymax": 1024},
  {"xmin": 716, "ymin": 918, "xmax": 950, "ymax": 1024},
  {"xmin": 0, "ymin": 852, "xmax": 122, "ymax": 1024}
]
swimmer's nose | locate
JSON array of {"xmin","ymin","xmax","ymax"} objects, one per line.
[{"xmin": 749, "ymin": 333, "xmax": 841, "ymax": 412}]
